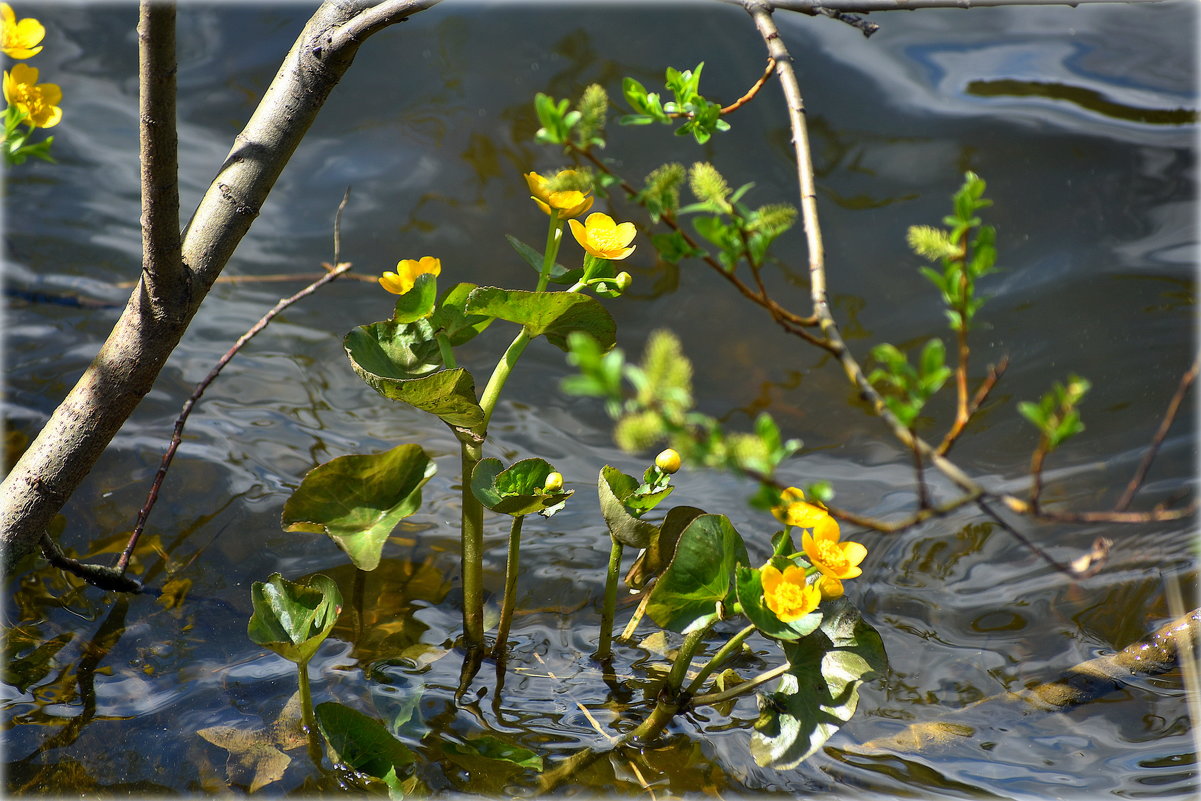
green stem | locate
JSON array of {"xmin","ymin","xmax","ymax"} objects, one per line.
[
  {"xmin": 479, "ymin": 328, "xmax": 533, "ymax": 431},
  {"xmin": 297, "ymin": 659, "xmax": 323, "ymax": 767},
  {"xmin": 436, "ymin": 332, "xmax": 457, "ymax": 369},
  {"xmin": 460, "ymin": 437, "xmax": 485, "ymax": 650},
  {"xmin": 536, "ymin": 214, "xmax": 563, "ymax": 292},
  {"xmin": 492, "ymin": 514, "xmax": 525, "ymax": 658},
  {"xmin": 685, "ymin": 622, "xmax": 756, "ymax": 696},
  {"xmin": 664, "ymin": 616, "xmax": 717, "ymax": 694},
  {"xmin": 594, "ymin": 537, "xmax": 624, "ymax": 660}
]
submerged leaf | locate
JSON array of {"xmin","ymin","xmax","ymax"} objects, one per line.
[{"xmin": 247, "ymin": 573, "xmax": 342, "ymax": 665}]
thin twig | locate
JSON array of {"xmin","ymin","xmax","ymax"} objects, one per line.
[
  {"xmin": 720, "ymin": 57, "xmax": 777, "ymax": 115},
  {"xmin": 1113, "ymin": 355, "xmax": 1198, "ymax": 512},
  {"xmin": 115, "ymin": 261, "xmax": 354, "ymax": 574},
  {"xmin": 937, "ymin": 356, "xmax": 1008, "ymax": 456}
]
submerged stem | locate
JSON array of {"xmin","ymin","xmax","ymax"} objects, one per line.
[{"xmin": 492, "ymin": 514, "xmax": 525, "ymax": 658}]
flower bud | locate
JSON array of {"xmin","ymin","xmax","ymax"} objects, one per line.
[
  {"xmin": 654, "ymin": 448, "xmax": 681, "ymax": 474},
  {"xmin": 543, "ymin": 471, "xmax": 564, "ymax": 492},
  {"xmin": 615, "ymin": 271, "xmax": 632, "ymax": 292}
]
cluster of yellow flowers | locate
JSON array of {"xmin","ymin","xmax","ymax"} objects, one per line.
[
  {"xmin": 379, "ymin": 169, "xmax": 637, "ymax": 296},
  {"xmin": 2, "ymin": 3, "xmax": 61, "ymax": 129},
  {"xmin": 762, "ymin": 487, "xmax": 868, "ymax": 623}
]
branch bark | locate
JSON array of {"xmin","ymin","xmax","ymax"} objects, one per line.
[
  {"xmin": 1, "ymin": 0, "xmax": 440, "ymax": 572},
  {"xmin": 731, "ymin": 0, "xmax": 1164, "ymax": 11}
]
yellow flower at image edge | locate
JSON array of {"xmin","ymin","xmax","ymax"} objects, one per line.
[
  {"xmin": 569, "ymin": 212, "xmax": 637, "ymax": 260},
  {"xmin": 524, "ymin": 170, "xmax": 594, "ymax": 219},
  {"xmin": 803, "ymin": 516, "xmax": 867, "ymax": 581},
  {"xmin": 3, "ymin": 63, "xmax": 62, "ymax": 129},
  {"xmin": 1, "ymin": 3, "xmax": 45, "ymax": 60},
  {"xmin": 379, "ymin": 256, "xmax": 441, "ymax": 296},
  {"xmin": 761, "ymin": 564, "xmax": 821, "ymax": 623}
]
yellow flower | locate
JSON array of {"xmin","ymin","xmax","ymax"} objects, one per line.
[
  {"xmin": 817, "ymin": 574, "xmax": 844, "ymax": 600},
  {"xmin": 543, "ymin": 472, "xmax": 564, "ymax": 492},
  {"xmin": 771, "ymin": 487, "xmax": 829, "ymax": 529},
  {"xmin": 3, "ymin": 63, "xmax": 61, "ymax": 129},
  {"xmin": 379, "ymin": 256, "xmax": 441, "ymax": 296},
  {"xmin": 802, "ymin": 517, "xmax": 867, "ymax": 581},
  {"xmin": 761, "ymin": 564, "xmax": 821, "ymax": 623},
  {"xmin": 524, "ymin": 170, "xmax": 594, "ymax": 219},
  {"xmin": 2, "ymin": 4, "xmax": 44, "ymax": 59},
  {"xmin": 568, "ymin": 212, "xmax": 637, "ymax": 261}
]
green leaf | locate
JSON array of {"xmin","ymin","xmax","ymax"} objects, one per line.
[
  {"xmin": 442, "ymin": 735, "xmax": 542, "ymax": 771},
  {"xmin": 646, "ymin": 514, "xmax": 749, "ymax": 633},
  {"xmin": 750, "ymin": 598, "xmax": 886, "ymax": 769},
  {"xmin": 247, "ymin": 573, "xmax": 342, "ymax": 665},
  {"xmin": 466, "ymin": 287, "xmax": 616, "ymax": 352},
  {"xmin": 391, "ymin": 273, "xmax": 438, "ymax": 323},
  {"xmin": 598, "ymin": 465, "xmax": 658, "ymax": 548},
  {"xmin": 282, "ymin": 444, "xmax": 437, "ymax": 571},
  {"xmin": 624, "ymin": 505, "xmax": 705, "ymax": 590},
  {"xmin": 735, "ymin": 564, "xmax": 823, "ymax": 642},
  {"xmin": 470, "ymin": 457, "xmax": 572, "ymax": 517},
  {"xmin": 316, "ymin": 702, "xmax": 415, "ymax": 795},
  {"xmin": 345, "ymin": 322, "xmax": 485, "ymax": 430},
  {"xmin": 504, "ymin": 235, "xmax": 582, "ymax": 285},
  {"xmin": 431, "ymin": 282, "xmax": 494, "ymax": 347}
]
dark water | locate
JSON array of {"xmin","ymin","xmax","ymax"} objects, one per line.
[{"xmin": 3, "ymin": 2, "xmax": 1197, "ymax": 797}]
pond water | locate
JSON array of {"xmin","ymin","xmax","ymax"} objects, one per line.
[{"xmin": 3, "ymin": 1, "xmax": 1197, "ymax": 798}]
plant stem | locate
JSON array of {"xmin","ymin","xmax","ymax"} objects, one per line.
[
  {"xmin": 460, "ymin": 437, "xmax": 486, "ymax": 650},
  {"xmin": 536, "ymin": 215, "xmax": 563, "ymax": 292},
  {"xmin": 685, "ymin": 622, "xmax": 756, "ymax": 696},
  {"xmin": 492, "ymin": 514, "xmax": 525, "ymax": 658},
  {"xmin": 479, "ymin": 328, "xmax": 533, "ymax": 431},
  {"xmin": 296, "ymin": 659, "xmax": 323, "ymax": 767},
  {"xmin": 594, "ymin": 537, "xmax": 624, "ymax": 660},
  {"xmin": 664, "ymin": 616, "xmax": 716, "ymax": 694},
  {"xmin": 436, "ymin": 332, "xmax": 457, "ymax": 369}
]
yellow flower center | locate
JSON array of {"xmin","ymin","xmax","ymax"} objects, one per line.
[
  {"xmin": 771, "ymin": 582, "xmax": 806, "ymax": 614},
  {"xmin": 814, "ymin": 540, "xmax": 848, "ymax": 572}
]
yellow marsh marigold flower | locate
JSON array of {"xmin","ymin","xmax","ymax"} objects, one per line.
[
  {"xmin": 803, "ymin": 517, "xmax": 867, "ymax": 581},
  {"xmin": 3, "ymin": 63, "xmax": 62, "ymax": 129},
  {"xmin": 524, "ymin": 170, "xmax": 594, "ymax": 219},
  {"xmin": 569, "ymin": 212, "xmax": 637, "ymax": 260},
  {"xmin": 761, "ymin": 563, "xmax": 821, "ymax": 623},
  {"xmin": 1, "ymin": 4, "xmax": 44, "ymax": 59},
  {"xmin": 771, "ymin": 487, "xmax": 829, "ymax": 529},
  {"xmin": 379, "ymin": 256, "xmax": 441, "ymax": 296},
  {"xmin": 817, "ymin": 574, "xmax": 844, "ymax": 600}
]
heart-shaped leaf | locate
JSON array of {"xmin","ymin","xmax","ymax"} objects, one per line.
[
  {"xmin": 624, "ymin": 505, "xmax": 704, "ymax": 590},
  {"xmin": 598, "ymin": 465, "xmax": 657, "ymax": 548},
  {"xmin": 750, "ymin": 598, "xmax": 887, "ymax": 769},
  {"xmin": 470, "ymin": 458, "xmax": 572, "ymax": 517},
  {"xmin": 646, "ymin": 514, "xmax": 749, "ymax": 633},
  {"xmin": 282, "ymin": 444, "xmax": 436, "ymax": 571},
  {"xmin": 247, "ymin": 573, "xmax": 342, "ymax": 666},
  {"xmin": 465, "ymin": 286, "xmax": 616, "ymax": 351},
  {"xmin": 345, "ymin": 322, "xmax": 485, "ymax": 430}
]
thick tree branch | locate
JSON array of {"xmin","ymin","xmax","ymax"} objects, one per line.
[
  {"xmin": 1, "ymin": 0, "xmax": 440, "ymax": 572},
  {"xmin": 138, "ymin": 1, "xmax": 185, "ymax": 320}
]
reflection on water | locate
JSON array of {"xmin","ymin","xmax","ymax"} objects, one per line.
[{"xmin": 4, "ymin": 1, "xmax": 1196, "ymax": 797}]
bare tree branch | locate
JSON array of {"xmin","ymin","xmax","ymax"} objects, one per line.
[
  {"xmin": 138, "ymin": 1, "xmax": 185, "ymax": 320},
  {"xmin": 729, "ymin": 0, "xmax": 1165, "ymax": 11},
  {"xmin": 1, "ymin": 0, "xmax": 440, "ymax": 572}
]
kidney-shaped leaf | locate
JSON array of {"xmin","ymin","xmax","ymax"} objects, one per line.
[
  {"xmin": 624, "ymin": 505, "xmax": 704, "ymax": 590},
  {"xmin": 391, "ymin": 273, "xmax": 439, "ymax": 323},
  {"xmin": 345, "ymin": 321, "xmax": 485, "ymax": 430},
  {"xmin": 247, "ymin": 573, "xmax": 342, "ymax": 666},
  {"xmin": 750, "ymin": 599, "xmax": 887, "ymax": 769},
  {"xmin": 431, "ymin": 282, "xmax": 494, "ymax": 347},
  {"xmin": 471, "ymin": 457, "xmax": 572, "ymax": 517},
  {"xmin": 646, "ymin": 514, "xmax": 749, "ymax": 633},
  {"xmin": 465, "ymin": 287, "xmax": 616, "ymax": 351},
  {"xmin": 282, "ymin": 444, "xmax": 437, "ymax": 571}
]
